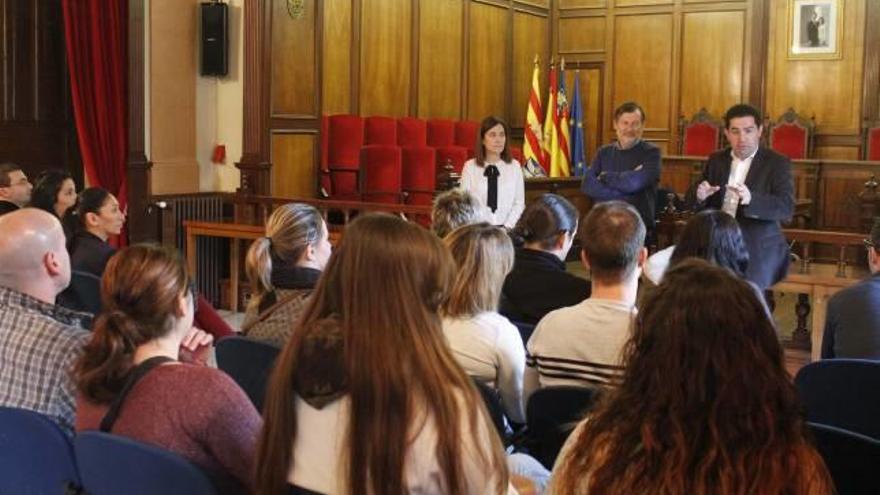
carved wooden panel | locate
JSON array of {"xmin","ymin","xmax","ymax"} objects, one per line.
[
  {"xmin": 271, "ymin": 132, "xmax": 316, "ymax": 198},
  {"xmin": 679, "ymin": 10, "xmax": 745, "ymax": 120},
  {"xmin": 612, "ymin": 13, "xmax": 673, "ymax": 131},
  {"xmin": 360, "ymin": 0, "xmax": 412, "ymax": 116},
  {"xmin": 512, "ymin": 10, "xmax": 550, "ymax": 129},
  {"xmin": 559, "ymin": 0, "xmax": 605, "ymax": 8},
  {"xmin": 615, "ymin": 0, "xmax": 672, "ymax": 6},
  {"xmin": 467, "ymin": 1, "xmax": 509, "ymax": 121},
  {"xmin": 271, "ymin": 0, "xmax": 317, "ymax": 117},
  {"xmin": 558, "ymin": 16, "xmax": 605, "ymax": 54},
  {"xmin": 0, "ymin": 0, "xmax": 79, "ymax": 178},
  {"xmin": 322, "ymin": 0, "xmax": 352, "ymax": 115},
  {"xmin": 418, "ymin": 0, "xmax": 463, "ymax": 119}
]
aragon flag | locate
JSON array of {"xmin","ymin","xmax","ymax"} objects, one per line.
[{"xmin": 522, "ymin": 56, "xmax": 547, "ymax": 177}]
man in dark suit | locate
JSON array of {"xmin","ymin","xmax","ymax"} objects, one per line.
[
  {"xmin": 693, "ymin": 104, "xmax": 794, "ymax": 290},
  {"xmin": 0, "ymin": 163, "xmax": 32, "ymax": 216},
  {"xmin": 821, "ymin": 219, "xmax": 880, "ymax": 359}
]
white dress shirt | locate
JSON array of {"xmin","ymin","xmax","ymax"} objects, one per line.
[
  {"xmin": 727, "ymin": 148, "xmax": 757, "ymax": 187},
  {"xmin": 460, "ymin": 158, "xmax": 525, "ymax": 229}
]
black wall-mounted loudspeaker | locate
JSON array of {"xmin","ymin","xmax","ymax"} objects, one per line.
[{"xmin": 200, "ymin": 2, "xmax": 228, "ymax": 76}]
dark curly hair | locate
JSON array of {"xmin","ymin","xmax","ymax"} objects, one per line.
[{"xmin": 553, "ymin": 259, "xmax": 832, "ymax": 495}]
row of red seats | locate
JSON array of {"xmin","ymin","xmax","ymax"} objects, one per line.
[{"xmin": 319, "ymin": 115, "xmax": 523, "ymax": 204}]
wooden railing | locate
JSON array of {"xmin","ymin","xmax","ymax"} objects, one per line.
[{"xmin": 232, "ymin": 194, "xmax": 433, "ymax": 226}]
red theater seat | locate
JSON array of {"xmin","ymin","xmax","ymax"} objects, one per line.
[
  {"xmin": 364, "ymin": 116, "xmax": 397, "ymax": 145},
  {"xmin": 864, "ymin": 123, "xmax": 880, "ymax": 161},
  {"xmin": 436, "ymin": 147, "xmax": 468, "ymax": 175},
  {"xmin": 768, "ymin": 108, "xmax": 814, "ymax": 160},
  {"xmin": 511, "ymin": 146, "xmax": 524, "ymax": 165},
  {"xmin": 397, "ymin": 117, "xmax": 427, "ymax": 148},
  {"xmin": 360, "ymin": 145, "xmax": 403, "ymax": 204},
  {"xmin": 679, "ymin": 108, "xmax": 721, "ymax": 157},
  {"xmin": 427, "ymin": 119, "xmax": 456, "ymax": 147},
  {"xmin": 402, "ymin": 147, "xmax": 437, "ymax": 205},
  {"xmin": 455, "ymin": 120, "xmax": 480, "ymax": 158},
  {"xmin": 324, "ymin": 114, "xmax": 364, "ymax": 199}
]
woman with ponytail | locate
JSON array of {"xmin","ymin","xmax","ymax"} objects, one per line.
[
  {"xmin": 500, "ymin": 194, "xmax": 590, "ymax": 324},
  {"xmin": 74, "ymin": 245, "xmax": 261, "ymax": 494},
  {"xmin": 243, "ymin": 203, "xmax": 331, "ymax": 347},
  {"xmin": 255, "ymin": 214, "xmax": 515, "ymax": 495}
]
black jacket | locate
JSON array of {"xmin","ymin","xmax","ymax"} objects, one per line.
[
  {"xmin": 697, "ymin": 147, "xmax": 794, "ymax": 289},
  {"xmin": 56, "ymin": 231, "xmax": 116, "ymax": 315},
  {"xmin": 499, "ymin": 248, "xmax": 591, "ymax": 325}
]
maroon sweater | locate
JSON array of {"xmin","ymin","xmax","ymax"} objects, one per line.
[{"xmin": 76, "ymin": 363, "xmax": 261, "ymax": 492}]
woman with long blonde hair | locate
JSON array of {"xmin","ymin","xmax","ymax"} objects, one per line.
[
  {"xmin": 255, "ymin": 214, "xmax": 512, "ymax": 495},
  {"xmin": 550, "ymin": 259, "xmax": 833, "ymax": 495}
]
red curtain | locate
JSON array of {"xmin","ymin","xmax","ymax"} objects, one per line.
[{"xmin": 62, "ymin": 0, "xmax": 129, "ymax": 230}]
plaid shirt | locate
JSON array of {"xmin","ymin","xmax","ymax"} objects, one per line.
[{"xmin": 0, "ymin": 285, "xmax": 91, "ymax": 435}]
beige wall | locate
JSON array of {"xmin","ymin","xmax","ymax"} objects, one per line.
[
  {"xmin": 196, "ymin": 0, "xmax": 244, "ymax": 192},
  {"xmin": 148, "ymin": 0, "xmax": 243, "ymax": 194},
  {"xmin": 149, "ymin": 0, "xmax": 199, "ymax": 193}
]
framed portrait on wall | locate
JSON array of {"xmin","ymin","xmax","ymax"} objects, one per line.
[{"xmin": 788, "ymin": 0, "xmax": 843, "ymax": 59}]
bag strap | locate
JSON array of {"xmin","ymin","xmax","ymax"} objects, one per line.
[
  {"xmin": 99, "ymin": 355, "xmax": 175, "ymax": 432},
  {"xmin": 241, "ymin": 291, "xmax": 305, "ymax": 335}
]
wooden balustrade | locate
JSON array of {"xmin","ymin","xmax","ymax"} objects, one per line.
[{"xmin": 232, "ymin": 194, "xmax": 432, "ymax": 226}]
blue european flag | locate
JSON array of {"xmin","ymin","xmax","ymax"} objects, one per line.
[{"xmin": 570, "ymin": 72, "xmax": 587, "ymax": 177}]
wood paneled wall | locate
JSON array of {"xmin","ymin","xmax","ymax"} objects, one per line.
[
  {"xmin": 259, "ymin": 0, "xmax": 551, "ymax": 197},
  {"xmin": 555, "ymin": 0, "xmax": 764, "ymax": 156},
  {"xmin": 0, "ymin": 0, "xmax": 80, "ymax": 183},
  {"xmin": 240, "ymin": 0, "xmax": 880, "ymax": 201}
]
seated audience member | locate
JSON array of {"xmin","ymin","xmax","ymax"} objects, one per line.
[
  {"xmin": 0, "ymin": 162, "xmax": 32, "ymax": 215},
  {"xmin": 255, "ymin": 214, "xmax": 514, "ymax": 495},
  {"xmin": 500, "ymin": 193, "xmax": 590, "ymax": 324},
  {"xmin": 242, "ymin": 203, "xmax": 331, "ymax": 348},
  {"xmin": 60, "ymin": 187, "xmax": 234, "ymax": 338},
  {"xmin": 0, "ymin": 209, "xmax": 90, "ymax": 435},
  {"xmin": 431, "ymin": 188, "xmax": 485, "ymax": 238},
  {"xmin": 549, "ymin": 260, "xmax": 833, "ymax": 495},
  {"xmin": 67, "ymin": 188, "xmax": 124, "ymax": 276},
  {"xmin": 822, "ymin": 219, "xmax": 880, "ymax": 359},
  {"xmin": 524, "ymin": 201, "xmax": 646, "ymax": 398},
  {"xmin": 667, "ymin": 209, "xmax": 750, "ymax": 278},
  {"xmin": 74, "ymin": 245, "xmax": 260, "ymax": 494},
  {"xmin": 29, "ymin": 169, "xmax": 78, "ymax": 239},
  {"xmin": 661, "ymin": 210, "xmax": 770, "ymax": 316},
  {"xmin": 442, "ymin": 223, "xmax": 526, "ymax": 424}
]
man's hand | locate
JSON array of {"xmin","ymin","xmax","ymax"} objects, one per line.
[
  {"xmin": 179, "ymin": 327, "xmax": 214, "ymax": 365},
  {"xmin": 696, "ymin": 180, "xmax": 721, "ymax": 202},
  {"xmin": 727, "ymin": 183, "xmax": 751, "ymax": 205}
]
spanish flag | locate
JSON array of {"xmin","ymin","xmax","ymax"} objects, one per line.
[
  {"xmin": 522, "ymin": 56, "xmax": 546, "ymax": 176},
  {"xmin": 542, "ymin": 62, "xmax": 560, "ymax": 177}
]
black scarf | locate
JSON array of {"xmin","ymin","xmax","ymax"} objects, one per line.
[{"xmin": 484, "ymin": 164, "xmax": 500, "ymax": 213}]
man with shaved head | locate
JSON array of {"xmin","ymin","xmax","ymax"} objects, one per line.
[{"xmin": 0, "ymin": 208, "xmax": 90, "ymax": 435}]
